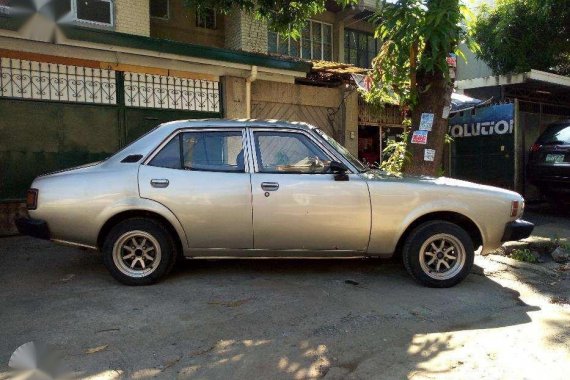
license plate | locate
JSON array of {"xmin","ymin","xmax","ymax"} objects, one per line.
[{"xmin": 545, "ymin": 154, "xmax": 565, "ymax": 163}]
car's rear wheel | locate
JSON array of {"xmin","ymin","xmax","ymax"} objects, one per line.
[
  {"xmin": 402, "ymin": 221, "xmax": 474, "ymax": 288},
  {"xmin": 102, "ymin": 218, "xmax": 177, "ymax": 285}
]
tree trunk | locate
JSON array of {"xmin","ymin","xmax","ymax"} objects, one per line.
[{"xmin": 403, "ymin": 70, "xmax": 454, "ymax": 176}]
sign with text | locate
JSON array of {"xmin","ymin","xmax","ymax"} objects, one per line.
[
  {"xmin": 448, "ymin": 103, "xmax": 514, "ymax": 138},
  {"xmin": 411, "ymin": 130, "xmax": 428, "ymax": 144},
  {"xmin": 424, "ymin": 149, "xmax": 435, "ymax": 162},
  {"xmin": 419, "ymin": 113, "xmax": 434, "ymax": 131}
]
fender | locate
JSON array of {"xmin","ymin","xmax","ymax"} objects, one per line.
[
  {"xmin": 368, "ymin": 198, "xmax": 487, "ymax": 255},
  {"xmin": 95, "ymin": 197, "xmax": 189, "ymax": 248}
]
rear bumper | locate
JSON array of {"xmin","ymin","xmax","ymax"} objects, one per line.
[
  {"xmin": 501, "ymin": 219, "xmax": 534, "ymax": 242},
  {"xmin": 15, "ymin": 217, "xmax": 50, "ymax": 240}
]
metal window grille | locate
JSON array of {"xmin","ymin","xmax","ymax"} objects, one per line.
[
  {"xmin": 123, "ymin": 72, "xmax": 220, "ymax": 113},
  {"xmin": 0, "ymin": 57, "xmax": 117, "ymax": 104}
]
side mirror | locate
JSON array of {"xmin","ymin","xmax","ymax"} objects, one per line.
[{"xmin": 330, "ymin": 161, "xmax": 349, "ymax": 181}]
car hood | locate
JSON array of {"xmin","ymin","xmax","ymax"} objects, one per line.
[{"xmin": 362, "ymin": 170, "xmax": 521, "ymax": 199}]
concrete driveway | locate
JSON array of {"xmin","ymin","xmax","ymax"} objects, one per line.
[{"xmin": 0, "ymin": 235, "xmax": 569, "ymax": 380}]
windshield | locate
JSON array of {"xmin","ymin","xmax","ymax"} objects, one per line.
[
  {"xmin": 538, "ymin": 123, "xmax": 570, "ymax": 145},
  {"xmin": 314, "ymin": 128, "xmax": 368, "ymax": 172}
]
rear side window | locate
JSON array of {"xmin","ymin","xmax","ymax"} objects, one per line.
[
  {"xmin": 149, "ymin": 136, "xmax": 181, "ymax": 169},
  {"xmin": 538, "ymin": 123, "xmax": 570, "ymax": 145},
  {"xmin": 149, "ymin": 131, "xmax": 245, "ymax": 172}
]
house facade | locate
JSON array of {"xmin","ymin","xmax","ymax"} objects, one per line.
[{"xmin": 0, "ymin": 0, "xmax": 402, "ymax": 234}]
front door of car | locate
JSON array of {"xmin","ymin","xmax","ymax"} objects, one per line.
[
  {"xmin": 139, "ymin": 129, "xmax": 253, "ymax": 249},
  {"xmin": 248, "ymin": 129, "xmax": 371, "ymax": 252}
]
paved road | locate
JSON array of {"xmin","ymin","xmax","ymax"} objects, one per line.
[
  {"xmin": 0, "ymin": 236, "xmax": 569, "ymax": 379},
  {"xmin": 525, "ymin": 208, "xmax": 570, "ymax": 240}
]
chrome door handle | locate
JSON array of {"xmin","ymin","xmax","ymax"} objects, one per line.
[
  {"xmin": 261, "ymin": 182, "xmax": 279, "ymax": 191},
  {"xmin": 150, "ymin": 179, "xmax": 169, "ymax": 188}
]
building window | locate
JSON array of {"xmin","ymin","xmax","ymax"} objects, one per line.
[
  {"xmin": 196, "ymin": 8, "xmax": 216, "ymax": 29},
  {"xmin": 0, "ymin": 0, "xmax": 12, "ymax": 15},
  {"xmin": 150, "ymin": 0, "xmax": 169, "ymax": 20},
  {"xmin": 268, "ymin": 20, "xmax": 333, "ymax": 61},
  {"xmin": 344, "ymin": 29, "xmax": 378, "ymax": 68},
  {"xmin": 72, "ymin": 0, "xmax": 113, "ymax": 26}
]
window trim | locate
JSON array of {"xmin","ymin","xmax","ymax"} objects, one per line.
[
  {"xmin": 248, "ymin": 128, "xmax": 340, "ymax": 175},
  {"xmin": 150, "ymin": 0, "xmax": 169, "ymax": 20},
  {"xmin": 269, "ymin": 19, "xmax": 333, "ymax": 61},
  {"xmin": 144, "ymin": 128, "xmax": 249, "ymax": 173},
  {"xmin": 71, "ymin": 0, "xmax": 114, "ymax": 28}
]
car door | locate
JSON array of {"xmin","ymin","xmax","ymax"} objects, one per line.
[
  {"xmin": 139, "ymin": 128, "xmax": 253, "ymax": 249},
  {"xmin": 248, "ymin": 128, "xmax": 371, "ymax": 253}
]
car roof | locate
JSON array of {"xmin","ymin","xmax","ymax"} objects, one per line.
[
  {"xmin": 158, "ymin": 119, "xmax": 317, "ymax": 134},
  {"xmin": 105, "ymin": 119, "xmax": 319, "ymax": 166}
]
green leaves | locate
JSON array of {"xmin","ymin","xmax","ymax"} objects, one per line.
[
  {"xmin": 473, "ymin": 0, "xmax": 570, "ymax": 75},
  {"xmin": 367, "ymin": 0, "xmax": 467, "ymax": 109}
]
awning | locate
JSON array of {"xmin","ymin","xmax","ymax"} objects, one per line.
[
  {"xmin": 455, "ymin": 69, "xmax": 570, "ymax": 105},
  {"xmin": 450, "ymin": 93, "xmax": 492, "ymax": 114}
]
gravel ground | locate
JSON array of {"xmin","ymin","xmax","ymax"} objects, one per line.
[{"xmin": 0, "ymin": 218, "xmax": 569, "ymax": 379}]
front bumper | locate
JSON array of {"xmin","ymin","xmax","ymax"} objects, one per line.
[
  {"xmin": 15, "ymin": 217, "xmax": 50, "ymax": 240},
  {"xmin": 501, "ymin": 219, "xmax": 534, "ymax": 242}
]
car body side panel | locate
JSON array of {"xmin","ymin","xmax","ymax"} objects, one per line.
[
  {"xmin": 28, "ymin": 163, "xmax": 188, "ymax": 249},
  {"xmin": 250, "ymin": 173, "xmax": 371, "ymax": 251},
  {"xmin": 139, "ymin": 165, "xmax": 254, "ymax": 249},
  {"xmin": 365, "ymin": 173, "xmax": 521, "ymax": 256}
]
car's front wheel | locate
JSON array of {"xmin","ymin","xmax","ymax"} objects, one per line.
[
  {"xmin": 402, "ymin": 221, "xmax": 474, "ymax": 288},
  {"xmin": 102, "ymin": 218, "xmax": 177, "ymax": 285}
]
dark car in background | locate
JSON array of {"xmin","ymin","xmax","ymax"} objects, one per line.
[{"xmin": 527, "ymin": 120, "xmax": 570, "ymax": 202}]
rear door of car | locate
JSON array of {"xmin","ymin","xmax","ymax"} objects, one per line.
[
  {"xmin": 139, "ymin": 128, "xmax": 253, "ymax": 249},
  {"xmin": 247, "ymin": 127, "xmax": 371, "ymax": 253}
]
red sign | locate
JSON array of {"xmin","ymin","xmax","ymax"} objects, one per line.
[{"xmin": 411, "ymin": 130, "xmax": 428, "ymax": 144}]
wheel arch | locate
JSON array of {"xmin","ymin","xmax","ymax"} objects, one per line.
[
  {"xmin": 97, "ymin": 210, "xmax": 184, "ymax": 255},
  {"xmin": 394, "ymin": 211, "xmax": 483, "ymax": 257}
]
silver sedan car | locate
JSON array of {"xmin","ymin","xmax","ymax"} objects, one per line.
[{"xmin": 16, "ymin": 119, "xmax": 533, "ymax": 287}]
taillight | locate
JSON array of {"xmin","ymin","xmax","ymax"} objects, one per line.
[
  {"xmin": 530, "ymin": 143, "xmax": 542, "ymax": 153},
  {"xmin": 511, "ymin": 200, "xmax": 520, "ymax": 217},
  {"xmin": 26, "ymin": 189, "xmax": 38, "ymax": 210}
]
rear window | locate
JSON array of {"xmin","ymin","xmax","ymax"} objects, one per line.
[{"xmin": 538, "ymin": 123, "xmax": 570, "ymax": 145}]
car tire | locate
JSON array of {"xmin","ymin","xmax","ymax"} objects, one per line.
[
  {"xmin": 102, "ymin": 218, "xmax": 177, "ymax": 285},
  {"xmin": 402, "ymin": 221, "xmax": 474, "ymax": 288}
]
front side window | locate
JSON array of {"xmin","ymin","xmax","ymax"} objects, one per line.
[
  {"xmin": 74, "ymin": 0, "xmax": 113, "ymax": 25},
  {"xmin": 268, "ymin": 20, "xmax": 333, "ymax": 61},
  {"xmin": 254, "ymin": 131, "xmax": 332, "ymax": 174},
  {"xmin": 149, "ymin": 131, "xmax": 245, "ymax": 172}
]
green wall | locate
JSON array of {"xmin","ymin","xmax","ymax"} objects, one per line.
[{"xmin": 0, "ymin": 99, "xmax": 219, "ymax": 201}]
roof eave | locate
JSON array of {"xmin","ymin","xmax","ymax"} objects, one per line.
[
  {"xmin": 60, "ymin": 25, "xmax": 312, "ymax": 74},
  {"xmin": 456, "ymin": 69, "xmax": 570, "ymax": 90}
]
